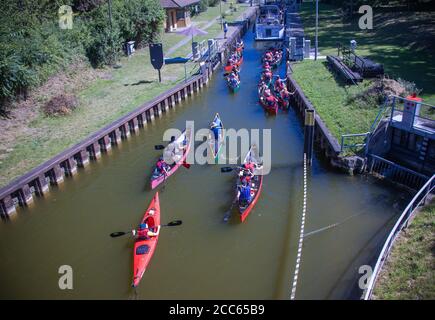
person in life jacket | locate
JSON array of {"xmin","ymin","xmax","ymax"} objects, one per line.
[
  {"xmin": 265, "ymin": 90, "xmax": 277, "ymax": 106},
  {"xmin": 262, "ymin": 69, "xmax": 272, "ymax": 82},
  {"xmin": 280, "ymin": 87, "xmax": 290, "ymax": 100},
  {"xmin": 238, "ymin": 180, "xmax": 252, "ymax": 206},
  {"xmin": 155, "ymin": 156, "xmax": 169, "ymax": 176},
  {"xmin": 229, "ymin": 71, "xmax": 239, "ymax": 85},
  {"xmin": 237, "ymin": 40, "xmax": 244, "ymax": 48},
  {"xmin": 263, "ymin": 61, "xmax": 270, "ymax": 70},
  {"xmin": 239, "ymin": 162, "xmax": 255, "ymax": 183},
  {"xmin": 274, "ymin": 78, "xmax": 285, "ymax": 92},
  {"xmin": 258, "ymin": 81, "xmax": 268, "ymax": 96},
  {"xmin": 210, "ymin": 117, "xmax": 223, "ymax": 143},
  {"xmin": 264, "ymin": 51, "xmax": 273, "ymax": 63},
  {"xmin": 164, "ymin": 135, "xmax": 186, "ymax": 165},
  {"xmin": 232, "ymin": 65, "xmax": 240, "ymax": 79},
  {"xmin": 132, "ymin": 210, "xmax": 161, "ymax": 240}
]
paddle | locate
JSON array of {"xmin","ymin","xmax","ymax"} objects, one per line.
[
  {"xmin": 110, "ymin": 220, "xmax": 183, "ymax": 238},
  {"xmin": 154, "ymin": 145, "xmax": 165, "ymax": 150},
  {"xmin": 221, "ymin": 166, "xmax": 240, "ymax": 173},
  {"xmin": 182, "ymin": 161, "xmax": 191, "ymax": 169},
  {"xmin": 223, "ymin": 195, "xmax": 238, "ymax": 223}
]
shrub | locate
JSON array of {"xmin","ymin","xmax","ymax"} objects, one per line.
[
  {"xmin": 209, "ymin": 0, "xmax": 221, "ymax": 7},
  {"xmin": 43, "ymin": 94, "xmax": 79, "ymax": 116}
]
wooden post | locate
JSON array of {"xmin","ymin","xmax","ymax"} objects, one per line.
[{"xmin": 304, "ymin": 109, "xmax": 315, "ymax": 166}]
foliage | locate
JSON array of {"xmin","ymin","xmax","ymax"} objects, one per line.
[
  {"xmin": 347, "ymin": 77, "xmax": 421, "ymax": 107},
  {"xmin": 198, "ymin": 0, "xmax": 209, "ymax": 13},
  {"xmin": 208, "ymin": 0, "xmax": 221, "ymax": 7},
  {"xmin": 0, "ymin": 0, "xmax": 165, "ymax": 114},
  {"xmin": 43, "ymin": 93, "xmax": 79, "ymax": 116}
]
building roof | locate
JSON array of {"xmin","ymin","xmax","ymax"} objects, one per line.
[{"xmin": 160, "ymin": 0, "xmax": 200, "ymax": 9}]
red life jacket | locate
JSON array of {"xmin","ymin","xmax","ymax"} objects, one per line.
[
  {"xmin": 156, "ymin": 160, "xmax": 165, "ymax": 171},
  {"xmin": 137, "ymin": 228, "xmax": 149, "ymax": 239},
  {"xmin": 266, "ymin": 95, "xmax": 276, "ymax": 103},
  {"xmin": 244, "ymin": 163, "xmax": 255, "ymax": 171}
]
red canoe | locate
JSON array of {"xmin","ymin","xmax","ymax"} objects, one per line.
[
  {"xmin": 150, "ymin": 127, "xmax": 193, "ymax": 189},
  {"xmin": 258, "ymin": 85, "xmax": 278, "ymax": 115},
  {"xmin": 259, "ymin": 96, "xmax": 278, "ymax": 115},
  {"xmin": 132, "ymin": 192, "xmax": 161, "ymax": 288},
  {"xmin": 237, "ymin": 145, "xmax": 263, "ymax": 222}
]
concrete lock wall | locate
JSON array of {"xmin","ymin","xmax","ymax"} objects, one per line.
[{"xmin": 0, "ymin": 9, "xmax": 258, "ymax": 218}]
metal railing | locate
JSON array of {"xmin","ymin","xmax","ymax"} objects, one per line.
[
  {"xmin": 367, "ymin": 154, "xmax": 429, "ymax": 190},
  {"xmin": 389, "ymin": 95, "xmax": 435, "ymax": 136},
  {"xmin": 362, "ymin": 173, "xmax": 435, "ymax": 300},
  {"xmin": 340, "ymin": 132, "xmax": 370, "ymax": 152}
]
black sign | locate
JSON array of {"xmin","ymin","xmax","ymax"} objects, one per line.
[{"xmin": 149, "ymin": 43, "xmax": 164, "ymax": 70}]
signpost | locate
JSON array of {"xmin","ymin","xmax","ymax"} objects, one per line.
[{"xmin": 149, "ymin": 43, "xmax": 164, "ymax": 82}]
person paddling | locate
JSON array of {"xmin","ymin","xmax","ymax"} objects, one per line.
[
  {"xmin": 164, "ymin": 135, "xmax": 186, "ymax": 164},
  {"xmin": 262, "ymin": 68, "xmax": 272, "ymax": 83},
  {"xmin": 132, "ymin": 209, "xmax": 161, "ymax": 240},
  {"xmin": 210, "ymin": 115, "xmax": 223, "ymax": 152},
  {"xmin": 155, "ymin": 156, "xmax": 169, "ymax": 176},
  {"xmin": 237, "ymin": 180, "xmax": 252, "ymax": 206},
  {"xmin": 274, "ymin": 77, "xmax": 285, "ymax": 92}
]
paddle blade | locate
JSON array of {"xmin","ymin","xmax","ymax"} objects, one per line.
[
  {"xmin": 110, "ymin": 231, "xmax": 129, "ymax": 238},
  {"xmin": 221, "ymin": 167, "xmax": 233, "ymax": 173},
  {"xmin": 166, "ymin": 220, "xmax": 182, "ymax": 227},
  {"xmin": 223, "ymin": 211, "xmax": 232, "ymax": 223},
  {"xmin": 182, "ymin": 162, "xmax": 191, "ymax": 169},
  {"xmin": 154, "ymin": 145, "xmax": 165, "ymax": 150}
]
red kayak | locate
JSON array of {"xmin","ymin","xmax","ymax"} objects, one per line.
[
  {"xmin": 132, "ymin": 192, "xmax": 160, "ymax": 287},
  {"xmin": 237, "ymin": 145, "xmax": 263, "ymax": 222}
]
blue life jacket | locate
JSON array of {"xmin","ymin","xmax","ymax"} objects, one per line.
[
  {"xmin": 240, "ymin": 185, "xmax": 251, "ymax": 202},
  {"xmin": 212, "ymin": 119, "xmax": 222, "ymax": 139}
]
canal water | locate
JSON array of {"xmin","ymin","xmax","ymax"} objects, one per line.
[{"xmin": 0, "ymin": 32, "xmax": 412, "ymax": 299}]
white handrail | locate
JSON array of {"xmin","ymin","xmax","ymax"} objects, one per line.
[{"xmin": 363, "ymin": 174, "xmax": 435, "ymax": 300}]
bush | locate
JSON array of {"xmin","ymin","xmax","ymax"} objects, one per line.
[
  {"xmin": 209, "ymin": 0, "xmax": 221, "ymax": 7},
  {"xmin": 43, "ymin": 94, "xmax": 79, "ymax": 116},
  {"xmin": 198, "ymin": 0, "xmax": 209, "ymax": 13},
  {"xmin": 346, "ymin": 77, "xmax": 422, "ymax": 108}
]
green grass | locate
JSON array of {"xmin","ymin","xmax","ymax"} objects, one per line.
[
  {"xmin": 373, "ymin": 202, "xmax": 435, "ymax": 300},
  {"xmin": 299, "ymin": 2, "xmax": 435, "ymax": 104},
  {"xmin": 292, "ymin": 60, "xmax": 379, "ymax": 140},
  {"xmin": 0, "ymin": 4, "xmax": 251, "ymax": 188}
]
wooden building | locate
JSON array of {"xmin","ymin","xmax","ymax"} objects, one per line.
[{"xmin": 160, "ymin": 0, "xmax": 200, "ymax": 32}]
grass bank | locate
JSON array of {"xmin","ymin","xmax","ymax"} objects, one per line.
[
  {"xmin": 292, "ymin": 60, "xmax": 379, "ymax": 141},
  {"xmin": 299, "ymin": 2, "xmax": 435, "ymax": 104},
  {"xmin": 0, "ymin": 3, "xmax": 251, "ymax": 188},
  {"xmin": 373, "ymin": 202, "xmax": 435, "ymax": 300}
]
